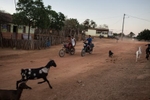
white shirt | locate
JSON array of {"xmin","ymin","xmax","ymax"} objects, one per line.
[{"xmin": 71, "ymin": 38, "xmax": 76, "ymax": 46}]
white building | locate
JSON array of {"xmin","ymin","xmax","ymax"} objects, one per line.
[{"xmin": 85, "ymin": 28, "xmax": 109, "ymax": 37}]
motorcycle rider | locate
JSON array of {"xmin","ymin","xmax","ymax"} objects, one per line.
[
  {"xmin": 67, "ymin": 35, "xmax": 72, "ymax": 50},
  {"xmin": 86, "ymin": 35, "xmax": 93, "ymax": 51},
  {"xmin": 71, "ymin": 35, "xmax": 76, "ymax": 47}
]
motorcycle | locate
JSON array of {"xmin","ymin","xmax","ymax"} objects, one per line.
[
  {"xmin": 59, "ymin": 42, "xmax": 75, "ymax": 57},
  {"xmin": 81, "ymin": 42, "xmax": 94, "ymax": 57}
]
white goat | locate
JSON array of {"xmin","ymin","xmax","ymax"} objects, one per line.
[{"xmin": 136, "ymin": 46, "xmax": 142, "ymax": 62}]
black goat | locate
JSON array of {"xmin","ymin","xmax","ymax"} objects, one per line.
[
  {"xmin": 146, "ymin": 47, "xmax": 150, "ymax": 60},
  {"xmin": 0, "ymin": 82, "xmax": 31, "ymax": 100},
  {"xmin": 16, "ymin": 60, "xmax": 57, "ymax": 89},
  {"xmin": 109, "ymin": 50, "xmax": 113, "ymax": 57}
]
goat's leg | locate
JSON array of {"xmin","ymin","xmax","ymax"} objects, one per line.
[
  {"xmin": 38, "ymin": 80, "xmax": 46, "ymax": 84},
  {"xmin": 16, "ymin": 79, "xmax": 31, "ymax": 89},
  {"xmin": 16, "ymin": 79, "xmax": 23, "ymax": 89},
  {"xmin": 136, "ymin": 52, "xmax": 138, "ymax": 62},
  {"xmin": 38, "ymin": 78, "xmax": 52, "ymax": 89},
  {"xmin": 45, "ymin": 78, "xmax": 52, "ymax": 89},
  {"xmin": 139, "ymin": 54, "xmax": 140, "ymax": 58}
]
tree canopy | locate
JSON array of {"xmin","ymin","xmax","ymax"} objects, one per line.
[
  {"xmin": 128, "ymin": 32, "xmax": 135, "ymax": 38},
  {"xmin": 137, "ymin": 29, "xmax": 150, "ymax": 41},
  {"xmin": 82, "ymin": 19, "xmax": 97, "ymax": 30},
  {"xmin": 13, "ymin": 0, "xmax": 65, "ymax": 34}
]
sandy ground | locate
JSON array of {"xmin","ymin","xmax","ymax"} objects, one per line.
[{"xmin": 0, "ymin": 37, "xmax": 150, "ymax": 100}]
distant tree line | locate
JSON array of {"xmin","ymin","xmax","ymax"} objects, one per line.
[
  {"xmin": 137, "ymin": 29, "xmax": 150, "ymax": 41},
  {"xmin": 12, "ymin": 0, "xmax": 100, "ymax": 38}
]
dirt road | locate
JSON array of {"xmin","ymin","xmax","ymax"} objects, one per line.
[{"xmin": 0, "ymin": 37, "xmax": 150, "ymax": 100}]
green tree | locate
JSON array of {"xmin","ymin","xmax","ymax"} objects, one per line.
[
  {"xmin": 102, "ymin": 24, "xmax": 108, "ymax": 29},
  {"xmin": 63, "ymin": 18, "xmax": 79, "ymax": 36},
  {"xmin": 98, "ymin": 24, "xmax": 109, "ymax": 29},
  {"xmin": 90, "ymin": 20, "xmax": 97, "ymax": 28},
  {"xmin": 83, "ymin": 19, "xmax": 97, "ymax": 30},
  {"xmin": 49, "ymin": 11, "xmax": 65, "ymax": 31},
  {"xmin": 83, "ymin": 19, "xmax": 90, "ymax": 30},
  {"xmin": 128, "ymin": 32, "xmax": 135, "ymax": 38},
  {"xmin": 137, "ymin": 29, "xmax": 150, "ymax": 41},
  {"xmin": 33, "ymin": 1, "xmax": 51, "ymax": 29},
  {"xmin": 13, "ymin": 0, "xmax": 65, "ymax": 39},
  {"xmin": 13, "ymin": 0, "xmax": 36, "ymax": 39}
]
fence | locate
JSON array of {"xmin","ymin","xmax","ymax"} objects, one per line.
[{"xmin": 2, "ymin": 35, "xmax": 65, "ymax": 50}]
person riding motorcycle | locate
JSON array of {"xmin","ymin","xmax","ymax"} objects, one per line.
[
  {"xmin": 71, "ymin": 35, "xmax": 76, "ymax": 47},
  {"xmin": 86, "ymin": 35, "xmax": 93, "ymax": 51},
  {"xmin": 67, "ymin": 35, "xmax": 72, "ymax": 50}
]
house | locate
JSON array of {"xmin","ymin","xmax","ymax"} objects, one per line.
[
  {"xmin": 0, "ymin": 12, "xmax": 35, "ymax": 40},
  {"xmin": 1, "ymin": 24, "xmax": 35, "ymax": 40},
  {"xmin": 85, "ymin": 28, "xmax": 109, "ymax": 37}
]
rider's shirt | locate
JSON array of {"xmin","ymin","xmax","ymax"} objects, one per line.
[
  {"xmin": 87, "ymin": 37, "xmax": 92, "ymax": 45},
  {"xmin": 71, "ymin": 38, "xmax": 76, "ymax": 46}
]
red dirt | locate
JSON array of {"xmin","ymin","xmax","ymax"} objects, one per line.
[{"xmin": 0, "ymin": 37, "xmax": 150, "ymax": 100}]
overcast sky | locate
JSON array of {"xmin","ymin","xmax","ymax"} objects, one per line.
[{"xmin": 0, "ymin": 0, "xmax": 150, "ymax": 35}]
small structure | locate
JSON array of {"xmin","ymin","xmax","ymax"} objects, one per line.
[
  {"xmin": 0, "ymin": 12, "xmax": 35, "ymax": 40},
  {"xmin": 85, "ymin": 28, "xmax": 109, "ymax": 37},
  {"xmin": 1, "ymin": 23, "xmax": 35, "ymax": 40}
]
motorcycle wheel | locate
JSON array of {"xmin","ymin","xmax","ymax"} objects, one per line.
[
  {"xmin": 81, "ymin": 49, "xmax": 86, "ymax": 57},
  {"xmin": 59, "ymin": 49, "xmax": 65, "ymax": 57},
  {"xmin": 70, "ymin": 48, "xmax": 75, "ymax": 55},
  {"xmin": 89, "ymin": 47, "xmax": 93, "ymax": 54},
  {"xmin": 89, "ymin": 49, "xmax": 92, "ymax": 54}
]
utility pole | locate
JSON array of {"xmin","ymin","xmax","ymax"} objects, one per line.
[
  {"xmin": 14, "ymin": 0, "xmax": 17, "ymax": 12},
  {"xmin": 121, "ymin": 14, "xmax": 125, "ymax": 40}
]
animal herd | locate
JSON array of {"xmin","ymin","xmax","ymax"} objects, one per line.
[{"xmin": 0, "ymin": 43, "xmax": 150, "ymax": 100}]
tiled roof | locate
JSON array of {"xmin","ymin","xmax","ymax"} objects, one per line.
[{"xmin": 0, "ymin": 11, "xmax": 12, "ymax": 23}]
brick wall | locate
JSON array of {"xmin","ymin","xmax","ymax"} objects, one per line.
[
  {"xmin": 2, "ymin": 32, "xmax": 12, "ymax": 39},
  {"xmin": 2, "ymin": 32, "xmax": 34, "ymax": 40}
]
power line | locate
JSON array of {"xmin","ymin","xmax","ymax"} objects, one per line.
[
  {"xmin": 126, "ymin": 14, "xmax": 150, "ymax": 22},
  {"xmin": 110, "ymin": 18, "xmax": 122, "ymax": 26},
  {"xmin": 77, "ymin": 16, "xmax": 122, "ymax": 21}
]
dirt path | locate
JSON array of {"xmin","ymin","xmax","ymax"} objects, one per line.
[{"xmin": 0, "ymin": 38, "xmax": 150, "ymax": 100}]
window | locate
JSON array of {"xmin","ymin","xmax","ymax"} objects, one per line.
[
  {"xmin": 1, "ymin": 24, "xmax": 7, "ymax": 32},
  {"xmin": 96, "ymin": 30, "xmax": 102, "ymax": 34}
]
